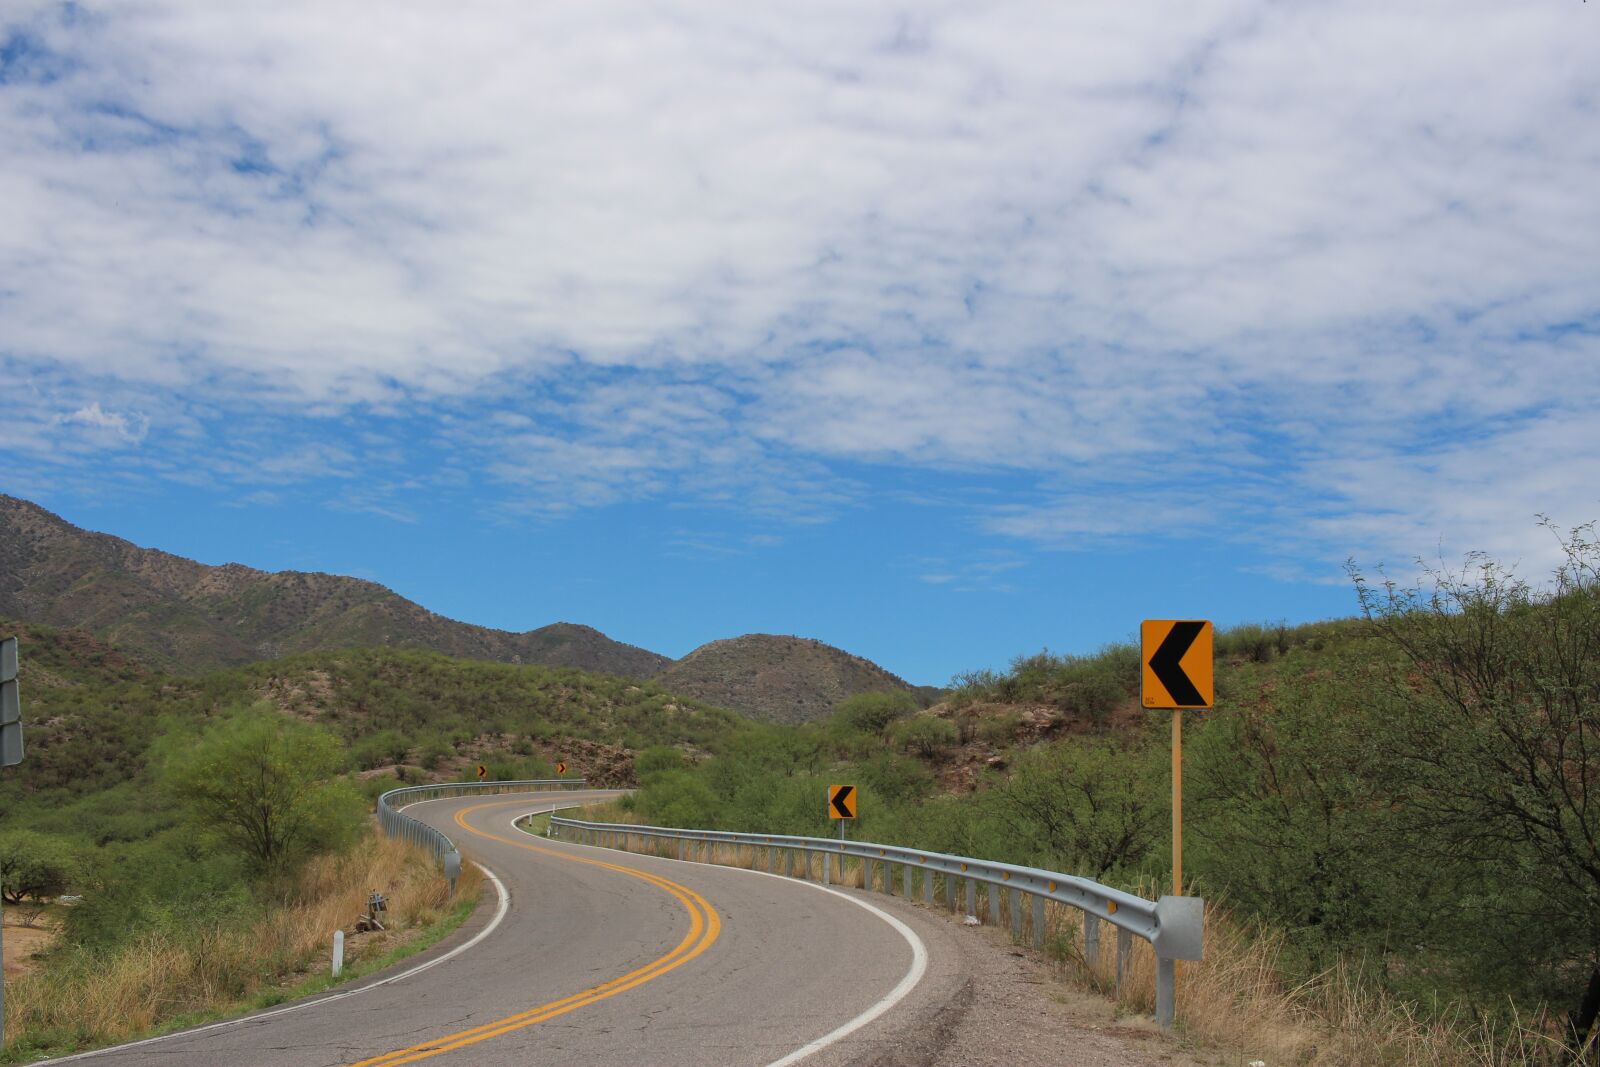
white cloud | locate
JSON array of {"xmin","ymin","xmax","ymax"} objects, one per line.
[
  {"xmin": 52, "ymin": 402, "xmax": 149, "ymax": 444},
  {"xmin": 0, "ymin": 0, "xmax": 1595, "ymax": 567}
]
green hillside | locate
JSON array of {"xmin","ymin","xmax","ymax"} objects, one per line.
[{"xmin": 0, "ymin": 622, "xmax": 748, "ymax": 812}]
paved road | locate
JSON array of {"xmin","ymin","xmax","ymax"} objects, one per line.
[{"xmin": 45, "ymin": 790, "xmax": 966, "ymax": 1067}]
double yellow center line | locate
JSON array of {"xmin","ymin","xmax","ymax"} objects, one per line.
[{"xmin": 347, "ymin": 799, "xmax": 722, "ymax": 1066}]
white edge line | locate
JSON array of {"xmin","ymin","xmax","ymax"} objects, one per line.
[
  {"xmin": 514, "ymin": 813, "xmax": 931, "ymax": 1067},
  {"xmin": 27, "ymin": 795, "xmax": 594, "ymax": 1065}
]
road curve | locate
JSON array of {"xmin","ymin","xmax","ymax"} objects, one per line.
[{"xmin": 42, "ymin": 790, "xmax": 964, "ymax": 1067}]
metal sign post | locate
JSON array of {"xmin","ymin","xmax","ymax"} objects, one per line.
[
  {"xmin": 1141, "ymin": 619, "xmax": 1213, "ymax": 1026},
  {"xmin": 828, "ymin": 785, "xmax": 856, "ymax": 885},
  {"xmin": 1139, "ymin": 620, "xmax": 1213, "ymax": 894},
  {"xmin": 1, "ymin": 635, "xmax": 19, "ymax": 1047}
]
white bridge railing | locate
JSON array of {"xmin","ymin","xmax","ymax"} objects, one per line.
[{"xmin": 548, "ymin": 813, "xmax": 1203, "ymax": 1026}]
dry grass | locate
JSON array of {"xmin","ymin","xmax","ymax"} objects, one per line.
[
  {"xmin": 1055, "ymin": 901, "xmax": 1573, "ymax": 1067},
  {"xmin": 2, "ymin": 835, "xmax": 477, "ymax": 1054}
]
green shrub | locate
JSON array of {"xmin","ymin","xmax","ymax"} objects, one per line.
[{"xmin": 888, "ymin": 716, "xmax": 958, "ymax": 757}]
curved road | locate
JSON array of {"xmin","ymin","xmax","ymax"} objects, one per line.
[{"xmin": 45, "ymin": 790, "xmax": 967, "ymax": 1067}]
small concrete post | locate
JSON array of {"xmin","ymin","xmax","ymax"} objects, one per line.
[
  {"xmin": 1084, "ymin": 912, "xmax": 1101, "ymax": 966},
  {"xmin": 1032, "ymin": 894, "xmax": 1047, "ymax": 949},
  {"xmin": 1115, "ymin": 928, "xmax": 1132, "ymax": 996},
  {"xmin": 1156, "ymin": 957, "xmax": 1176, "ymax": 1027},
  {"xmin": 332, "ymin": 929, "xmax": 345, "ymax": 978}
]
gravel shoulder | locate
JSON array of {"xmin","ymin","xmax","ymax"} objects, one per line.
[{"xmin": 837, "ymin": 890, "xmax": 1225, "ymax": 1067}]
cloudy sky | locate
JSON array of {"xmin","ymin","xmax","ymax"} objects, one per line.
[{"xmin": 2, "ymin": 1, "xmax": 1596, "ymax": 684}]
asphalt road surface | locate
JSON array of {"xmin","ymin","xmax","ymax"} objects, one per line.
[{"xmin": 43, "ymin": 789, "xmax": 969, "ymax": 1067}]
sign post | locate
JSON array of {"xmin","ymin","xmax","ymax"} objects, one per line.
[
  {"xmin": 828, "ymin": 785, "xmax": 856, "ymax": 884},
  {"xmin": 1140, "ymin": 620, "xmax": 1213, "ymax": 895},
  {"xmin": 0, "ymin": 635, "xmax": 18, "ymax": 1045}
]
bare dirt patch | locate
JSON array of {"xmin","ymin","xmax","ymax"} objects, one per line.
[{"xmin": 3, "ymin": 917, "xmax": 58, "ymax": 980}]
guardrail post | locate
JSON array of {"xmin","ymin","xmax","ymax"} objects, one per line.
[
  {"xmin": 922, "ymin": 867, "xmax": 933, "ymax": 904},
  {"xmin": 767, "ymin": 845, "xmax": 775, "ymax": 874},
  {"xmin": 1115, "ymin": 928, "xmax": 1131, "ymax": 996},
  {"xmin": 1155, "ymin": 958, "xmax": 1175, "ymax": 1027},
  {"xmin": 987, "ymin": 884, "xmax": 1000, "ymax": 925},
  {"xmin": 902, "ymin": 863, "xmax": 912, "ymax": 898},
  {"xmin": 965, "ymin": 878, "xmax": 976, "ymax": 918},
  {"xmin": 1009, "ymin": 888, "xmax": 1022, "ymax": 939},
  {"xmin": 1032, "ymin": 894, "xmax": 1046, "ymax": 948},
  {"xmin": 444, "ymin": 850, "xmax": 462, "ymax": 898},
  {"xmin": 1084, "ymin": 912, "xmax": 1101, "ymax": 966}
]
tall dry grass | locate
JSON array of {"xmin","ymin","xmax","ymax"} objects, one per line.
[
  {"xmin": 2, "ymin": 835, "xmax": 478, "ymax": 1054},
  {"xmin": 1057, "ymin": 899, "xmax": 1574, "ymax": 1067}
]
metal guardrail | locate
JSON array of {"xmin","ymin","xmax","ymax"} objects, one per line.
[
  {"xmin": 376, "ymin": 778, "xmax": 588, "ymax": 893},
  {"xmin": 549, "ymin": 814, "xmax": 1203, "ymax": 1027}
]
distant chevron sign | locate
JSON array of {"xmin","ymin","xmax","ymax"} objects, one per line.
[
  {"xmin": 1141, "ymin": 620, "xmax": 1213, "ymax": 709},
  {"xmin": 828, "ymin": 784, "xmax": 857, "ymax": 820}
]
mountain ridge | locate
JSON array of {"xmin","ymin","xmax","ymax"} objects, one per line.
[
  {"xmin": 656, "ymin": 633, "xmax": 915, "ymax": 724},
  {"xmin": 0, "ymin": 494, "xmax": 671, "ymax": 679}
]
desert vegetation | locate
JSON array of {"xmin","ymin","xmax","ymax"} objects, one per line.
[{"xmin": 596, "ymin": 526, "xmax": 1600, "ymax": 1064}]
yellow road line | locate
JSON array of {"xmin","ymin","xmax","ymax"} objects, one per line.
[{"xmin": 346, "ymin": 799, "xmax": 721, "ymax": 1067}]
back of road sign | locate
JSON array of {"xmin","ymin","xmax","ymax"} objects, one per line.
[{"xmin": 1, "ymin": 636, "xmax": 21, "ymax": 767}]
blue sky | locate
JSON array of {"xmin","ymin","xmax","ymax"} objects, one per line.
[{"xmin": 2, "ymin": 2, "xmax": 1596, "ymax": 685}]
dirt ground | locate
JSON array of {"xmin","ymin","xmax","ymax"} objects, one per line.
[{"xmin": 2, "ymin": 912, "xmax": 58, "ymax": 980}]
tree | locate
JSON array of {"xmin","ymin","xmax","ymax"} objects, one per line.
[
  {"xmin": 0, "ymin": 830, "xmax": 82, "ymax": 903},
  {"xmin": 159, "ymin": 704, "xmax": 363, "ymax": 874},
  {"xmin": 984, "ymin": 738, "xmax": 1165, "ymax": 879},
  {"xmin": 831, "ymin": 691, "xmax": 918, "ymax": 737},
  {"xmin": 1352, "ymin": 522, "xmax": 1600, "ymax": 1051}
]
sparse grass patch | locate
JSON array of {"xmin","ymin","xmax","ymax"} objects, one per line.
[{"xmin": 0, "ymin": 834, "xmax": 480, "ymax": 1063}]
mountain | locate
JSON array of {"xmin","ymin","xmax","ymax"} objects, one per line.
[
  {"xmin": 0, "ymin": 495, "xmax": 670, "ymax": 678},
  {"xmin": 655, "ymin": 633, "xmax": 913, "ymax": 724}
]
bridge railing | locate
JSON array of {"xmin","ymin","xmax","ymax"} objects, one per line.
[
  {"xmin": 376, "ymin": 778, "xmax": 588, "ymax": 893},
  {"xmin": 548, "ymin": 813, "xmax": 1202, "ymax": 1027}
]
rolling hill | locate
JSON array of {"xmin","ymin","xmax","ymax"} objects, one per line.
[
  {"xmin": 655, "ymin": 633, "xmax": 915, "ymax": 724},
  {"xmin": 0, "ymin": 495, "xmax": 670, "ymax": 678}
]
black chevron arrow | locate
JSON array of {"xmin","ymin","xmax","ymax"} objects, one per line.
[
  {"xmin": 1149, "ymin": 621, "xmax": 1206, "ymax": 706},
  {"xmin": 830, "ymin": 785, "xmax": 855, "ymax": 818}
]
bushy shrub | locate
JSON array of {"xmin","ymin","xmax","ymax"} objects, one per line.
[
  {"xmin": 888, "ymin": 716, "xmax": 959, "ymax": 757},
  {"xmin": 830, "ymin": 691, "xmax": 919, "ymax": 737}
]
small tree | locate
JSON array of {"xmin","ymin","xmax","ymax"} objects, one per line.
[
  {"xmin": 831, "ymin": 691, "xmax": 918, "ymax": 737},
  {"xmin": 1352, "ymin": 521, "xmax": 1600, "ymax": 1050},
  {"xmin": 160, "ymin": 704, "xmax": 363, "ymax": 874},
  {"xmin": 985, "ymin": 739, "xmax": 1165, "ymax": 879},
  {"xmin": 0, "ymin": 831, "xmax": 83, "ymax": 903}
]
